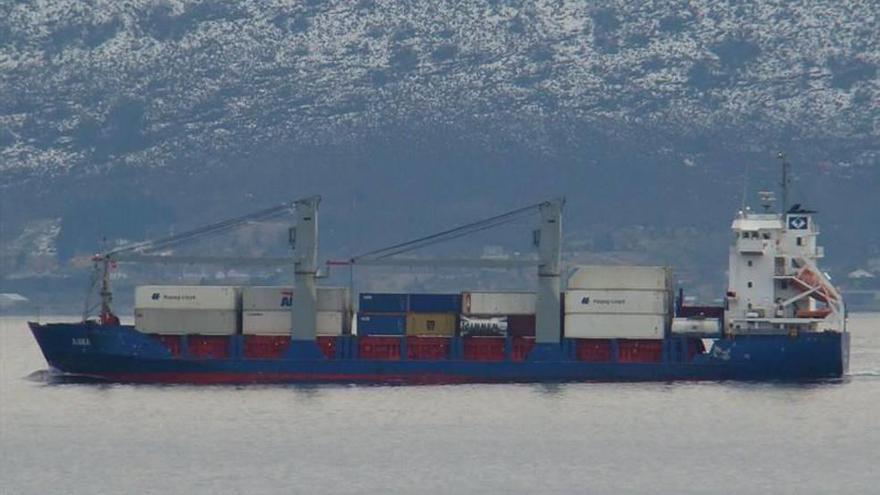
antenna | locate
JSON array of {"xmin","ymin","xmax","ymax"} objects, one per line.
[
  {"xmin": 758, "ymin": 191, "xmax": 776, "ymax": 212},
  {"xmin": 777, "ymin": 152, "xmax": 789, "ymax": 214},
  {"xmin": 740, "ymin": 162, "xmax": 751, "ymax": 212}
]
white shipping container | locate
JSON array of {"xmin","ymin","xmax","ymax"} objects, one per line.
[
  {"xmin": 241, "ymin": 286, "xmax": 350, "ymax": 312},
  {"xmin": 564, "ymin": 313, "xmax": 666, "ymax": 339},
  {"xmin": 242, "ymin": 310, "xmax": 345, "ymax": 335},
  {"xmin": 462, "ymin": 291, "xmax": 535, "ymax": 315},
  {"xmin": 317, "ymin": 287, "xmax": 350, "ymax": 312},
  {"xmin": 134, "ymin": 308, "xmax": 238, "ymax": 335},
  {"xmin": 567, "ymin": 265, "xmax": 671, "ymax": 291},
  {"xmin": 316, "ymin": 312, "xmax": 345, "ymax": 336},
  {"xmin": 135, "ymin": 286, "xmax": 241, "ymax": 310},
  {"xmin": 565, "ymin": 289, "xmax": 668, "ymax": 315},
  {"xmin": 242, "ymin": 311, "xmax": 287, "ymax": 335}
]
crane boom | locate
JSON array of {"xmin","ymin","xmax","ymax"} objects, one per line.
[
  {"xmin": 110, "ymin": 253, "xmax": 292, "ymax": 267},
  {"xmin": 88, "ymin": 199, "xmax": 307, "ymax": 323},
  {"xmin": 332, "ymin": 257, "xmax": 538, "ymax": 269},
  {"xmin": 104, "ymin": 201, "xmax": 295, "ymax": 258}
]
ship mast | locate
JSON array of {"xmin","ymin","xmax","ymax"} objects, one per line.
[
  {"xmin": 778, "ymin": 152, "xmax": 790, "ymax": 214},
  {"xmin": 99, "ymin": 257, "xmax": 112, "ymax": 322}
]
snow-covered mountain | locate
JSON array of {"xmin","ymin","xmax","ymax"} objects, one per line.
[
  {"xmin": 1, "ymin": 0, "xmax": 878, "ymax": 292},
  {"xmin": 2, "ymin": 0, "xmax": 877, "ymax": 178}
]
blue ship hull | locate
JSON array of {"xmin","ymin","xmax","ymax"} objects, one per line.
[{"xmin": 29, "ymin": 322, "xmax": 849, "ymax": 384}]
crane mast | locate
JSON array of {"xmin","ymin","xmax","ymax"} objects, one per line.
[
  {"xmin": 290, "ymin": 196, "xmax": 320, "ymax": 342},
  {"xmin": 535, "ymin": 200, "xmax": 563, "ymax": 345}
]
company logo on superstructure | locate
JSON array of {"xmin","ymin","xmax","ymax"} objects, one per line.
[{"xmin": 788, "ymin": 215, "xmax": 809, "ymax": 230}]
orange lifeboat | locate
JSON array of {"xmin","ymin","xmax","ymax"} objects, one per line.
[
  {"xmin": 795, "ymin": 308, "xmax": 833, "ymax": 318},
  {"xmin": 791, "ymin": 267, "xmax": 838, "ymax": 304}
]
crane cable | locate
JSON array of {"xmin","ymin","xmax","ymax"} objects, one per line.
[
  {"xmin": 103, "ymin": 202, "xmax": 295, "ymax": 258},
  {"xmin": 351, "ymin": 200, "xmax": 549, "ymax": 261}
]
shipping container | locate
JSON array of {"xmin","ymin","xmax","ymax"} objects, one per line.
[
  {"xmin": 358, "ymin": 293, "xmax": 409, "ymax": 313},
  {"xmin": 408, "ymin": 293, "xmax": 461, "ymax": 313},
  {"xmin": 242, "ymin": 310, "xmax": 345, "ymax": 335},
  {"xmin": 511, "ymin": 337, "xmax": 535, "ymax": 361},
  {"xmin": 618, "ymin": 340, "xmax": 663, "ymax": 363},
  {"xmin": 242, "ymin": 311, "xmax": 286, "ymax": 335},
  {"xmin": 358, "ymin": 336, "xmax": 402, "ymax": 360},
  {"xmin": 188, "ymin": 335, "xmax": 230, "ymax": 359},
  {"xmin": 462, "ymin": 291, "xmax": 535, "ymax": 315},
  {"xmin": 463, "ymin": 337, "xmax": 506, "ymax": 361},
  {"xmin": 316, "ymin": 287, "xmax": 350, "ymax": 312},
  {"xmin": 135, "ymin": 286, "xmax": 241, "ymax": 310},
  {"xmin": 564, "ymin": 289, "xmax": 668, "ymax": 315},
  {"xmin": 407, "ymin": 336, "xmax": 451, "ymax": 360},
  {"xmin": 459, "ymin": 315, "xmax": 508, "ymax": 337},
  {"xmin": 567, "ymin": 265, "xmax": 672, "ymax": 291},
  {"xmin": 405, "ymin": 313, "xmax": 457, "ymax": 336},
  {"xmin": 243, "ymin": 335, "xmax": 290, "ymax": 359},
  {"xmin": 507, "ymin": 314, "xmax": 537, "ymax": 337},
  {"xmin": 575, "ymin": 339, "xmax": 613, "ymax": 362},
  {"xmin": 241, "ymin": 286, "xmax": 350, "ymax": 312},
  {"xmin": 134, "ymin": 308, "xmax": 239, "ymax": 335},
  {"xmin": 315, "ymin": 312, "xmax": 345, "ymax": 336},
  {"xmin": 356, "ymin": 313, "xmax": 407, "ymax": 336},
  {"xmin": 563, "ymin": 313, "xmax": 665, "ymax": 339}
]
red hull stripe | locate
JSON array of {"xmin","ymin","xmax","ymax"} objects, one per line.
[{"xmin": 99, "ymin": 372, "xmax": 478, "ymax": 385}]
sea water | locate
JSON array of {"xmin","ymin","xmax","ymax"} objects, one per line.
[{"xmin": 1, "ymin": 314, "xmax": 878, "ymax": 494}]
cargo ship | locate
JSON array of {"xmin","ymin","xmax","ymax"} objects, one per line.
[{"xmin": 29, "ymin": 160, "xmax": 849, "ymax": 383}]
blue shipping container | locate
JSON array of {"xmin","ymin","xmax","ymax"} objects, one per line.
[
  {"xmin": 357, "ymin": 313, "xmax": 407, "ymax": 336},
  {"xmin": 408, "ymin": 293, "xmax": 462, "ymax": 313},
  {"xmin": 359, "ymin": 293, "xmax": 409, "ymax": 313}
]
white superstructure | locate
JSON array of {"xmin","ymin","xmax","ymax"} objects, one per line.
[{"xmin": 726, "ymin": 203, "xmax": 844, "ymax": 335}]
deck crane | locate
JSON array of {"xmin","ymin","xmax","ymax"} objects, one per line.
[
  {"xmin": 87, "ymin": 196, "xmax": 565, "ymax": 357},
  {"xmin": 86, "ymin": 198, "xmax": 313, "ymax": 324},
  {"xmin": 330, "ymin": 198, "xmax": 566, "ymax": 352}
]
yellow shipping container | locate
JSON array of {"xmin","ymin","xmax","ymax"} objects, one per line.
[{"xmin": 405, "ymin": 313, "xmax": 457, "ymax": 336}]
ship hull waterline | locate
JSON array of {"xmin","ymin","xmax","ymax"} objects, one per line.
[{"xmin": 29, "ymin": 322, "xmax": 850, "ymax": 384}]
